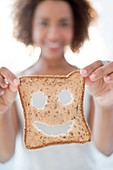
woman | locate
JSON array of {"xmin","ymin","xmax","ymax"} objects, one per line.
[{"xmin": 0, "ymin": 0, "xmax": 113, "ymax": 169}]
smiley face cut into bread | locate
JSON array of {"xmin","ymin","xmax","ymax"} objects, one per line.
[{"xmin": 18, "ymin": 70, "xmax": 91, "ymax": 149}]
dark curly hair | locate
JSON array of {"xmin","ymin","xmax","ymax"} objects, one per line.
[{"xmin": 11, "ymin": 0, "xmax": 97, "ymax": 52}]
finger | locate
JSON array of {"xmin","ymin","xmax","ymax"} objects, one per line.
[
  {"xmin": 0, "ymin": 74, "xmax": 8, "ymax": 88},
  {"xmin": 104, "ymin": 72, "xmax": 113, "ymax": 83},
  {"xmin": 2, "ymin": 84, "xmax": 18, "ymax": 106},
  {"xmin": 80, "ymin": 60, "xmax": 102, "ymax": 77},
  {"xmin": 101, "ymin": 60, "xmax": 110, "ymax": 65},
  {"xmin": 0, "ymin": 87, "xmax": 4, "ymax": 95},
  {"xmin": 89, "ymin": 61, "xmax": 113, "ymax": 81},
  {"xmin": 0, "ymin": 67, "xmax": 20, "ymax": 86},
  {"xmin": 9, "ymin": 84, "xmax": 18, "ymax": 93}
]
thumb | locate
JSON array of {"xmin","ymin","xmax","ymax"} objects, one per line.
[
  {"xmin": 2, "ymin": 84, "xmax": 18, "ymax": 107},
  {"xmin": 80, "ymin": 69, "xmax": 94, "ymax": 86},
  {"xmin": 9, "ymin": 84, "xmax": 18, "ymax": 93},
  {"xmin": 84, "ymin": 76, "xmax": 94, "ymax": 86},
  {"xmin": 8, "ymin": 78, "xmax": 20, "ymax": 93}
]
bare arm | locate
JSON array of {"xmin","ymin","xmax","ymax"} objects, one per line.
[
  {"xmin": 81, "ymin": 60, "xmax": 113, "ymax": 156},
  {"xmin": 0, "ymin": 67, "xmax": 20, "ymax": 163},
  {"xmin": 0, "ymin": 102, "xmax": 20, "ymax": 163},
  {"xmin": 92, "ymin": 99, "xmax": 113, "ymax": 156}
]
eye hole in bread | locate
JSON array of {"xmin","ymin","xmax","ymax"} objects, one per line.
[
  {"xmin": 58, "ymin": 90, "xmax": 73, "ymax": 105},
  {"xmin": 31, "ymin": 90, "xmax": 73, "ymax": 110},
  {"xmin": 19, "ymin": 71, "xmax": 91, "ymax": 149},
  {"xmin": 31, "ymin": 91, "xmax": 47, "ymax": 109},
  {"xmin": 31, "ymin": 90, "xmax": 73, "ymax": 136}
]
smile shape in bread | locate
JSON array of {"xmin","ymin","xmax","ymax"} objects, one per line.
[{"xmin": 33, "ymin": 121, "xmax": 73, "ymax": 136}]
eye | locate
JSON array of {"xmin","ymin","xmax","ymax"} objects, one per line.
[
  {"xmin": 40, "ymin": 21, "xmax": 48, "ymax": 26},
  {"xmin": 31, "ymin": 91, "xmax": 47, "ymax": 109},
  {"xmin": 60, "ymin": 22, "xmax": 69, "ymax": 27},
  {"xmin": 58, "ymin": 90, "xmax": 73, "ymax": 105}
]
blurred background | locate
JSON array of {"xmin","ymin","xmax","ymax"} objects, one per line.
[{"xmin": 0, "ymin": 0, "xmax": 113, "ymax": 74}]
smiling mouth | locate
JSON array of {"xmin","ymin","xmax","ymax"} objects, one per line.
[
  {"xmin": 46, "ymin": 43, "xmax": 61, "ymax": 48},
  {"xmin": 33, "ymin": 121, "xmax": 73, "ymax": 136}
]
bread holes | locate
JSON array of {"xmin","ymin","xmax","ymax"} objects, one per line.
[
  {"xmin": 19, "ymin": 71, "xmax": 91, "ymax": 149},
  {"xmin": 33, "ymin": 121, "xmax": 73, "ymax": 136},
  {"xmin": 31, "ymin": 91, "xmax": 47, "ymax": 109},
  {"xmin": 58, "ymin": 90, "xmax": 73, "ymax": 105}
]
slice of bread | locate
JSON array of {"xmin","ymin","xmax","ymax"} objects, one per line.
[{"xmin": 18, "ymin": 70, "xmax": 91, "ymax": 149}]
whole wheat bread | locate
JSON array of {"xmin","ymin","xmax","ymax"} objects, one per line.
[{"xmin": 18, "ymin": 70, "xmax": 91, "ymax": 149}]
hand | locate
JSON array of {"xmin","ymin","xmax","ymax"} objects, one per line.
[
  {"xmin": 80, "ymin": 60, "xmax": 113, "ymax": 107},
  {"xmin": 0, "ymin": 67, "xmax": 20, "ymax": 114}
]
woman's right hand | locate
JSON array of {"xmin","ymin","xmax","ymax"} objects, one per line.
[{"xmin": 0, "ymin": 67, "xmax": 20, "ymax": 115}]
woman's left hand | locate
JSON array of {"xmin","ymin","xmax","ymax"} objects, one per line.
[{"xmin": 80, "ymin": 60, "xmax": 113, "ymax": 108}]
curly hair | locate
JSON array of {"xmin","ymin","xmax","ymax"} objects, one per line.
[{"xmin": 11, "ymin": 0, "xmax": 97, "ymax": 52}]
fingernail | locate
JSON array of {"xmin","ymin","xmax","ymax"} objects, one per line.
[
  {"xmin": 13, "ymin": 79, "xmax": 20, "ymax": 85},
  {"xmin": 104, "ymin": 76, "xmax": 110, "ymax": 81},
  {"xmin": 2, "ymin": 84, "xmax": 8, "ymax": 88},
  {"xmin": 4, "ymin": 79, "xmax": 8, "ymax": 84},
  {"xmin": 80, "ymin": 69, "xmax": 87, "ymax": 76},
  {"xmin": 90, "ymin": 74, "xmax": 96, "ymax": 80}
]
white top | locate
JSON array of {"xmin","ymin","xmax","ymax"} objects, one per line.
[{"xmin": 0, "ymin": 87, "xmax": 113, "ymax": 170}]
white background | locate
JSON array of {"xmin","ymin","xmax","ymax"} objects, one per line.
[{"xmin": 0, "ymin": 0, "xmax": 113, "ymax": 74}]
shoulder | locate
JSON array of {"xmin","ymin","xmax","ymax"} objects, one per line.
[
  {"xmin": 17, "ymin": 64, "xmax": 36, "ymax": 77},
  {"xmin": 66, "ymin": 64, "xmax": 79, "ymax": 73}
]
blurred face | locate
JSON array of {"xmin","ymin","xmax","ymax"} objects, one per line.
[{"xmin": 32, "ymin": 0, "xmax": 74, "ymax": 59}]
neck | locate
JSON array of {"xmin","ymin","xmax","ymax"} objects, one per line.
[{"xmin": 38, "ymin": 55, "xmax": 68, "ymax": 70}]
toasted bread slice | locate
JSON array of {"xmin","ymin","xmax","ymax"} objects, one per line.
[{"xmin": 18, "ymin": 70, "xmax": 91, "ymax": 149}]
